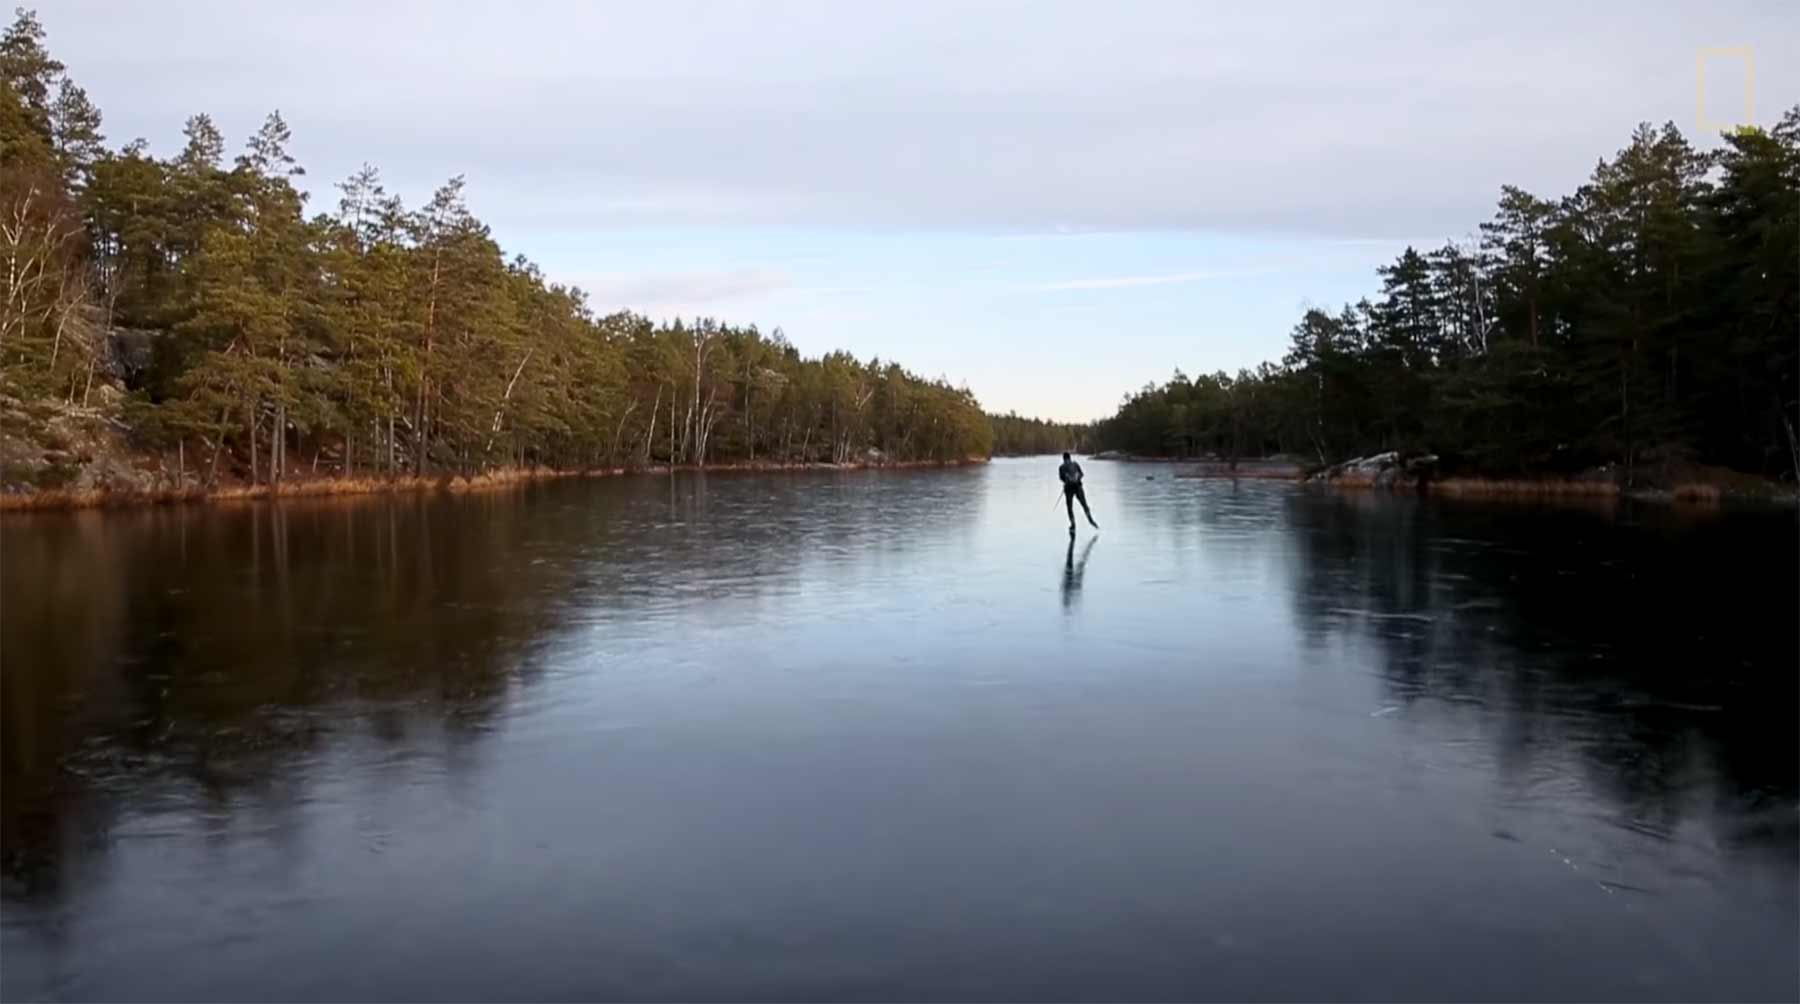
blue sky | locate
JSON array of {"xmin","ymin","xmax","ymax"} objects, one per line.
[
  {"xmin": 531, "ymin": 227, "xmax": 1424, "ymax": 418},
  {"xmin": 42, "ymin": 1, "xmax": 1796, "ymax": 421}
]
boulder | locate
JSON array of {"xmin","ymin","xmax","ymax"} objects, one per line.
[{"xmin": 1308, "ymin": 451, "xmax": 1438, "ymax": 491}]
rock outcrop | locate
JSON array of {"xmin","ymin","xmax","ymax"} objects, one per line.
[
  {"xmin": 1306, "ymin": 451, "xmax": 1439, "ymax": 491},
  {"xmin": 0, "ymin": 393, "xmax": 159, "ymax": 495}
]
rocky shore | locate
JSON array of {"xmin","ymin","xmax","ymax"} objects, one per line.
[
  {"xmin": 0, "ymin": 411, "xmax": 986, "ymax": 514},
  {"xmin": 1304, "ymin": 450, "xmax": 1793, "ymax": 503}
]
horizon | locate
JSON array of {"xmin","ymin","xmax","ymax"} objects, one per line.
[{"xmin": 40, "ymin": 1, "xmax": 1795, "ymax": 422}]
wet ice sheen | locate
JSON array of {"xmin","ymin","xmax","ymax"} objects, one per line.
[{"xmin": 2, "ymin": 458, "xmax": 1795, "ymax": 1001}]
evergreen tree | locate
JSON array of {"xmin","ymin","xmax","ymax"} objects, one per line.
[{"xmin": 1095, "ymin": 113, "xmax": 1800, "ymax": 487}]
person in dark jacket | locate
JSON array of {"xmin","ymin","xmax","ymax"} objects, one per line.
[{"xmin": 1059, "ymin": 452, "xmax": 1098, "ymax": 532}]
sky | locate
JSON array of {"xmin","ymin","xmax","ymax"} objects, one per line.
[{"xmin": 40, "ymin": 1, "xmax": 1797, "ymax": 421}]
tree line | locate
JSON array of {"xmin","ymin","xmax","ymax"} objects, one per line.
[
  {"xmin": 987, "ymin": 411, "xmax": 1088, "ymax": 456},
  {"xmin": 1, "ymin": 11, "xmax": 997, "ymax": 490},
  {"xmin": 1096, "ymin": 113, "xmax": 1799, "ymax": 486}
]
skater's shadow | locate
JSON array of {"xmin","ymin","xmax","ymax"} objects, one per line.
[{"xmin": 1061, "ymin": 535, "xmax": 1096, "ymax": 613}]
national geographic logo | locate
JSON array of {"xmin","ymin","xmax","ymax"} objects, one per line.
[{"xmin": 1696, "ymin": 47, "xmax": 1754, "ymax": 131}]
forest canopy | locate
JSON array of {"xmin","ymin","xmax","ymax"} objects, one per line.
[
  {"xmin": 987, "ymin": 412, "xmax": 1089, "ymax": 456},
  {"xmin": 0, "ymin": 9, "xmax": 998, "ymax": 489},
  {"xmin": 1094, "ymin": 113, "xmax": 1799, "ymax": 486}
]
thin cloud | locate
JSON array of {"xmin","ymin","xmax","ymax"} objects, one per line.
[
  {"xmin": 580, "ymin": 267, "xmax": 791, "ymax": 316},
  {"xmin": 576, "ymin": 269, "xmax": 788, "ymax": 309},
  {"xmin": 1031, "ymin": 265, "xmax": 1290, "ymax": 291}
]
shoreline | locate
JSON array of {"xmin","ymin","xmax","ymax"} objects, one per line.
[
  {"xmin": 1090, "ymin": 455, "xmax": 1796, "ymax": 507},
  {"xmin": 0, "ymin": 457, "xmax": 988, "ymax": 514}
]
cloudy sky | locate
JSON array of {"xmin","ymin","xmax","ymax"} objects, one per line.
[{"xmin": 43, "ymin": 1, "xmax": 1795, "ymax": 420}]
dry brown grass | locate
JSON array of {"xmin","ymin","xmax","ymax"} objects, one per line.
[
  {"xmin": 1671, "ymin": 482, "xmax": 1723, "ymax": 504},
  {"xmin": 0, "ymin": 468, "xmax": 578, "ymax": 512},
  {"xmin": 0, "ymin": 456, "xmax": 989, "ymax": 512},
  {"xmin": 210, "ymin": 475, "xmax": 441, "ymax": 502},
  {"xmin": 0, "ymin": 487, "xmax": 151, "ymax": 511}
]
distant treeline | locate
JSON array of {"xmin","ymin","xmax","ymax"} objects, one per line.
[
  {"xmin": 987, "ymin": 412, "xmax": 1089, "ymax": 456},
  {"xmin": 1, "ymin": 11, "xmax": 998, "ymax": 488},
  {"xmin": 1096, "ymin": 114, "xmax": 1799, "ymax": 485}
]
